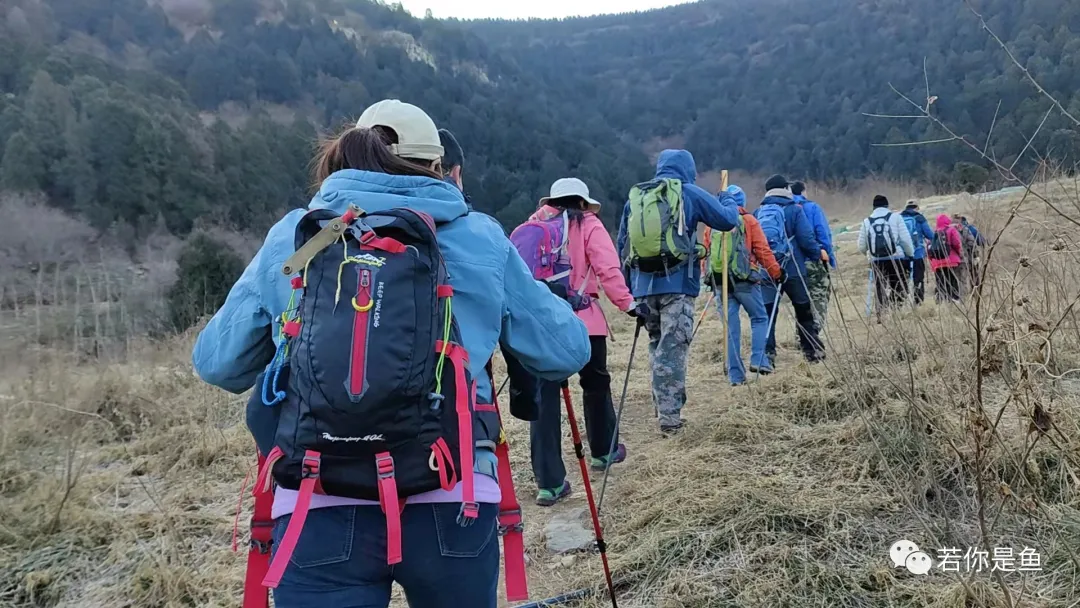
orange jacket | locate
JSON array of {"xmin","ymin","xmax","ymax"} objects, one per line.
[{"xmin": 740, "ymin": 208, "xmax": 782, "ymax": 281}]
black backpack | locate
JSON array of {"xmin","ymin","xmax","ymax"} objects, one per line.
[
  {"xmin": 254, "ymin": 205, "xmax": 508, "ymax": 588},
  {"xmin": 929, "ymin": 230, "xmax": 950, "ymax": 260},
  {"xmin": 868, "ymin": 212, "xmax": 895, "ymax": 258}
]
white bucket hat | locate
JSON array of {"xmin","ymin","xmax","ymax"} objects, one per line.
[
  {"xmin": 539, "ymin": 178, "xmax": 602, "ymax": 213},
  {"xmin": 356, "ymin": 100, "xmax": 444, "ymax": 161}
]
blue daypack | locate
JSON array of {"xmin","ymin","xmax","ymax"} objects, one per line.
[
  {"xmin": 756, "ymin": 203, "xmax": 790, "ymax": 261},
  {"xmin": 903, "ymin": 215, "xmax": 919, "ymax": 242}
]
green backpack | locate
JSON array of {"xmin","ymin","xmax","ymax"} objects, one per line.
[
  {"xmin": 624, "ymin": 178, "xmax": 693, "ymax": 272},
  {"xmin": 708, "ymin": 215, "xmax": 754, "ymax": 284}
]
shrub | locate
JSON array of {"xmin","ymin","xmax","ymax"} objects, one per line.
[{"xmin": 166, "ymin": 232, "xmax": 243, "ymax": 332}]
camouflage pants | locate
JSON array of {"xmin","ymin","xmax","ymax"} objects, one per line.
[
  {"xmin": 642, "ymin": 294, "xmax": 694, "ymax": 427},
  {"xmin": 806, "ymin": 262, "xmax": 831, "ymax": 330}
]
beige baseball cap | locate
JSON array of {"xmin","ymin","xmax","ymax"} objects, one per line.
[{"xmin": 356, "ymin": 100, "xmax": 444, "ymax": 161}]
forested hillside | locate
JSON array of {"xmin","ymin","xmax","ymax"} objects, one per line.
[
  {"xmin": 471, "ymin": 0, "xmax": 1080, "ymax": 185},
  {"xmin": 1, "ymin": 0, "xmax": 1078, "ymax": 241},
  {"xmin": 0, "ymin": 0, "xmax": 649, "ymax": 237}
]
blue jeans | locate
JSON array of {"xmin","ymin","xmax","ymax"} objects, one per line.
[
  {"xmin": 271, "ymin": 503, "xmax": 499, "ymax": 607},
  {"xmin": 721, "ymin": 280, "xmax": 769, "ymax": 384}
]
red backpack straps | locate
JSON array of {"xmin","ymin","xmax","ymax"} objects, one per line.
[
  {"xmin": 243, "ymin": 451, "xmax": 275, "ymax": 608},
  {"xmin": 262, "ymin": 450, "xmax": 323, "ymax": 588}
]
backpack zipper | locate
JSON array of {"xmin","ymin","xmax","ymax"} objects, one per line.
[{"xmin": 349, "ymin": 269, "xmax": 373, "ymax": 398}]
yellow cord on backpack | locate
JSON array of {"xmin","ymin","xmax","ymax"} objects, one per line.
[{"xmin": 433, "ymin": 297, "xmax": 453, "ymax": 395}]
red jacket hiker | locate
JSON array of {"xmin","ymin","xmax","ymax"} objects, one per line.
[{"xmin": 929, "ymin": 214, "xmax": 964, "ymax": 271}]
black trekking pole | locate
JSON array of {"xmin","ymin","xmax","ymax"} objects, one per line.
[
  {"xmin": 597, "ymin": 319, "xmax": 642, "ymax": 516},
  {"xmin": 561, "ymin": 384, "xmax": 619, "ymax": 608}
]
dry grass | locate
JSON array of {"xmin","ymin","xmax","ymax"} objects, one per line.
[{"xmin": 3, "ymin": 181, "xmax": 1080, "ymax": 607}]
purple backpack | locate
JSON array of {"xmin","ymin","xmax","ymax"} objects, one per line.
[{"xmin": 510, "ymin": 211, "xmax": 592, "ymax": 311}]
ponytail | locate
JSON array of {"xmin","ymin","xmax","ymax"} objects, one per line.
[{"xmin": 311, "ymin": 125, "xmax": 442, "ymax": 190}]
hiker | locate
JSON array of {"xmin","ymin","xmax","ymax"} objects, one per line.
[
  {"xmin": 521, "ymin": 178, "xmax": 635, "ymax": 506},
  {"xmin": 753, "ymin": 174, "xmax": 825, "ymax": 366},
  {"xmin": 901, "ymin": 201, "xmax": 935, "ymax": 306},
  {"xmin": 714, "ymin": 185, "xmax": 782, "ymax": 384},
  {"xmin": 192, "ymin": 100, "xmax": 591, "ymax": 608},
  {"xmin": 930, "ymin": 214, "xmax": 964, "ymax": 302},
  {"xmin": 791, "ymin": 181, "xmax": 835, "ymax": 329},
  {"xmin": 858, "ymin": 195, "xmax": 915, "ymax": 319},
  {"xmin": 617, "ymin": 149, "xmax": 739, "ymax": 435},
  {"xmin": 954, "ymin": 214, "xmax": 985, "ymax": 292}
]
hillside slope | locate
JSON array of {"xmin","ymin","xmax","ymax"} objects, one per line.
[
  {"xmin": 3, "ymin": 180, "xmax": 1080, "ymax": 607},
  {"xmin": 470, "ymin": 0, "xmax": 1080, "ymax": 183}
]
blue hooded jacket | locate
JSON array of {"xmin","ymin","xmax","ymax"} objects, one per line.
[
  {"xmin": 616, "ymin": 150, "xmax": 739, "ymax": 298},
  {"xmin": 900, "ymin": 207, "xmax": 935, "ymax": 259},
  {"xmin": 754, "ymin": 192, "xmax": 820, "ymax": 276},
  {"xmin": 793, "ymin": 194, "xmax": 836, "ymax": 268},
  {"xmin": 192, "ymin": 170, "xmax": 592, "ymax": 474}
]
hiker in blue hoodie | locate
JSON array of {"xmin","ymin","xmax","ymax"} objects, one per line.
[
  {"xmin": 754, "ymin": 174, "xmax": 825, "ymax": 366},
  {"xmin": 791, "ymin": 181, "xmax": 835, "ymax": 329},
  {"xmin": 192, "ymin": 100, "xmax": 591, "ymax": 608},
  {"xmin": 617, "ymin": 149, "xmax": 739, "ymax": 435},
  {"xmin": 901, "ymin": 201, "xmax": 935, "ymax": 305}
]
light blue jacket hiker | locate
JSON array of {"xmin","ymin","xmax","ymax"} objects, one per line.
[
  {"xmin": 192, "ymin": 169, "xmax": 592, "ymax": 480},
  {"xmin": 616, "ymin": 149, "xmax": 739, "ymax": 298}
]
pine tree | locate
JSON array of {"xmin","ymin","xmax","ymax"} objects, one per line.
[{"xmin": 0, "ymin": 131, "xmax": 45, "ymax": 192}]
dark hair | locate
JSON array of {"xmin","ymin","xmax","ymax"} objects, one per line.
[
  {"xmin": 791, "ymin": 181, "xmax": 806, "ymax": 195},
  {"xmin": 545, "ymin": 196, "xmax": 587, "ymax": 224},
  {"xmin": 312, "ymin": 125, "xmax": 441, "ymax": 188},
  {"xmin": 439, "ymin": 128, "xmax": 464, "ymax": 171}
]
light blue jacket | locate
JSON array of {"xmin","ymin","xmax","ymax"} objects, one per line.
[
  {"xmin": 793, "ymin": 194, "xmax": 836, "ymax": 268},
  {"xmin": 193, "ymin": 170, "xmax": 592, "ymax": 468},
  {"xmin": 617, "ymin": 150, "xmax": 740, "ymax": 298}
]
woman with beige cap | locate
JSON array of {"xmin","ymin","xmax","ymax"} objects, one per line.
[{"xmin": 194, "ymin": 100, "xmax": 591, "ymax": 607}]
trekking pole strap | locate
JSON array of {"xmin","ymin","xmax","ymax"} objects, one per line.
[
  {"xmin": 243, "ymin": 451, "xmax": 274, "ymax": 608},
  {"xmin": 490, "ymin": 370, "xmax": 529, "ymax": 602}
]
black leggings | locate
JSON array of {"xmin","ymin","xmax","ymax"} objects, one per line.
[{"xmin": 529, "ymin": 336, "xmax": 618, "ymax": 489}]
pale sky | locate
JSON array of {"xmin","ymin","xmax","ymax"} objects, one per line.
[{"xmin": 397, "ymin": 0, "xmax": 694, "ymax": 20}]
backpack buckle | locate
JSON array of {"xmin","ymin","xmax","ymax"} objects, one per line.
[
  {"xmin": 457, "ymin": 501, "xmax": 480, "ymax": 526},
  {"xmin": 249, "ymin": 519, "xmax": 274, "ymax": 554},
  {"xmin": 375, "ymin": 454, "xmax": 395, "ymax": 479},
  {"xmin": 301, "ymin": 453, "xmax": 321, "ymax": 479},
  {"xmin": 497, "ymin": 508, "xmax": 523, "ymax": 536}
]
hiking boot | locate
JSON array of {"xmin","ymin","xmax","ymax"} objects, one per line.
[
  {"xmin": 749, "ymin": 364, "xmax": 773, "ymax": 375},
  {"xmin": 806, "ymin": 351, "xmax": 826, "ymax": 364},
  {"xmin": 590, "ymin": 444, "xmax": 627, "ymax": 471},
  {"xmin": 660, "ymin": 420, "xmax": 685, "ymax": 436},
  {"xmin": 536, "ymin": 480, "xmax": 572, "ymax": 507}
]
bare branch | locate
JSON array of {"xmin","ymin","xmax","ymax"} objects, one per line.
[
  {"xmin": 872, "ymin": 137, "xmax": 959, "ymax": 147},
  {"xmin": 984, "ymin": 99, "xmax": 1002, "ymax": 156},
  {"xmin": 861, "ymin": 112, "xmax": 929, "ymax": 119},
  {"xmin": 1008, "ymin": 106, "xmax": 1054, "ymax": 172}
]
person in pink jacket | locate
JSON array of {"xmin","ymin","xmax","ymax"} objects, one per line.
[
  {"xmin": 929, "ymin": 214, "xmax": 964, "ymax": 302},
  {"xmin": 526, "ymin": 177, "xmax": 636, "ymax": 506}
]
